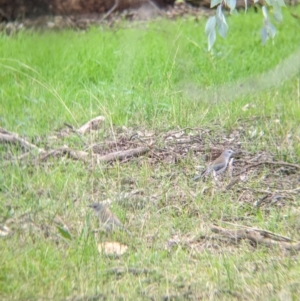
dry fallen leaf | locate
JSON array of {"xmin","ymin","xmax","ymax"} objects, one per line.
[
  {"xmin": 0, "ymin": 225, "xmax": 11, "ymax": 237},
  {"xmin": 97, "ymin": 242, "xmax": 128, "ymax": 256}
]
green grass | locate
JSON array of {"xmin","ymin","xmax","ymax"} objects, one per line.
[
  {"xmin": 1, "ymin": 5, "xmax": 300, "ymax": 300},
  {"xmin": 1, "ymin": 7, "xmax": 300, "ymax": 136}
]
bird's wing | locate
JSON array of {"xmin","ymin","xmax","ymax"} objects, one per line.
[{"xmin": 212, "ymin": 162, "xmax": 226, "ymax": 172}]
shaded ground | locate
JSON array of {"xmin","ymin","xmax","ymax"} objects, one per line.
[{"xmin": 0, "ymin": 2, "xmax": 211, "ymax": 33}]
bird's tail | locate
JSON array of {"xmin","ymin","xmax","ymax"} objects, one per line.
[{"xmin": 192, "ymin": 168, "xmax": 209, "ymax": 181}]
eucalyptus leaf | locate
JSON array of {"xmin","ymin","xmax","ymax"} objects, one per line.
[
  {"xmin": 205, "ymin": 16, "xmax": 216, "ymax": 36},
  {"xmin": 217, "ymin": 6, "xmax": 227, "ymax": 25},
  {"xmin": 275, "ymin": 0, "xmax": 286, "ymax": 7},
  {"xmin": 57, "ymin": 225, "xmax": 72, "ymax": 240},
  {"xmin": 262, "ymin": 6, "xmax": 269, "ymax": 20},
  {"xmin": 230, "ymin": 8, "xmax": 238, "ymax": 15},
  {"xmin": 273, "ymin": 2, "xmax": 283, "ymax": 22},
  {"xmin": 267, "ymin": 21, "xmax": 277, "ymax": 38},
  {"xmin": 216, "ymin": 6, "xmax": 228, "ymax": 38},
  {"xmin": 218, "ymin": 21, "xmax": 228, "ymax": 38},
  {"xmin": 226, "ymin": 0, "xmax": 237, "ymax": 11},
  {"xmin": 208, "ymin": 30, "xmax": 217, "ymax": 51},
  {"xmin": 216, "ymin": 4, "xmax": 224, "ymax": 19},
  {"xmin": 261, "ymin": 26, "xmax": 268, "ymax": 45}
]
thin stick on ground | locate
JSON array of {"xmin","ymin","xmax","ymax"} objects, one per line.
[
  {"xmin": 241, "ymin": 186, "xmax": 300, "ymax": 196},
  {"xmin": 37, "ymin": 146, "xmax": 150, "ymax": 164},
  {"xmin": 235, "ymin": 160, "xmax": 300, "ymax": 176},
  {"xmin": 77, "ymin": 115, "xmax": 105, "ymax": 135},
  {"xmin": 0, "ymin": 127, "xmax": 150, "ymax": 165},
  {"xmin": 101, "ymin": 0, "xmax": 119, "ymax": 21},
  {"xmin": 211, "ymin": 225, "xmax": 300, "ymax": 251},
  {"xmin": 0, "ymin": 128, "xmax": 45, "ymax": 154},
  {"xmin": 95, "ymin": 146, "xmax": 150, "ymax": 163},
  {"xmin": 218, "ymin": 221, "xmax": 293, "ymax": 242}
]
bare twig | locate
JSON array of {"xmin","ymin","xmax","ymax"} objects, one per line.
[
  {"xmin": 0, "ymin": 130, "xmax": 45, "ymax": 154},
  {"xmin": 147, "ymin": 0, "xmax": 161, "ymax": 11},
  {"xmin": 248, "ymin": 160, "xmax": 300, "ymax": 169},
  {"xmin": 63, "ymin": 122, "xmax": 86, "ymax": 143},
  {"xmin": 37, "ymin": 146, "xmax": 89, "ymax": 163},
  {"xmin": 1, "ymin": 126, "xmax": 150, "ymax": 165},
  {"xmin": 242, "ymin": 187, "xmax": 300, "ymax": 195},
  {"xmin": 128, "ymin": 134, "xmax": 163, "ymax": 161},
  {"xmin": 101, "ymin": 0, "xmax": 119, "ymax": 21},
  {"xmin": 77, "ymin": 116, "xmax": 105, "ymax": 135},
  {"xmin": 225, "ymin": 177, "xmax": 241, "ymax": 190},
  {"xmin": 247, "ymin": 153, "xmax": 262, "ymax": 162},
  {"xmin": 166, "ymin": 139, "xmax": 199, "ymax": 145},
  {"xmin": 95, "ymin": 146, "xmax": 150, "ymax": 163},
  {"xmin": 218, "ymin": 221, "xmax": 293, "ymax": 242},
  {"xmin": 105, "ymin": 267, "xmax": 152, "ymax": 276},
  {"xmin": 38, "ymin": 146, "xmax": 150, "ymax": 164},
  {"xmin": 163, "ymin": 127, "xmax": 202, "ymax": 139},
  {"xmin": 211, "ymin": 225, "xmax": 300, "ymax": 251},
  {"xmin": 254, "ymin": 194, "xmax": 272, "ymax": 207}
]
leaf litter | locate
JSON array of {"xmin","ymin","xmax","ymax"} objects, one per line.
[{"xmin": 1, "ymin": 116, "xmax": 300, "ymax": 253}]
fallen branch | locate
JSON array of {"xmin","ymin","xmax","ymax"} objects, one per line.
[
  {"xmin": 211, "ymin": 225, "xmax": 300, "ymax": 251},
  {"xmin": 95, "ymin": 146, "xmax": 150, "ymax": 163},
  {"xmin": 1, "ymin": 125, "xmax": 150, "ymax": 165},
  {"xmin": 37, "ymin": 146, "xmax": 150, "ymax": 164},
  {"xmin": 38, "ymin": 146, "xmax": 89, "ymax": 163},
  {"xmin": 40, "ymin": 147, "xmax": 150, "ymax": 163},
  {"xmin": 77, "ymin": 115, "xmax": 105, "ymax": 135},
  {"xmin": 163, "ymin": 127, "xmax": 202, "ymax": 139},
  {"xmin": 224, "ymin": 178, "xmax": 241, "ymax": 190},
  {"xmin": 0, "ymin": 129, "xmax": 45, "ymax": 154},
  {"xmin": 101, "ymin": 0, "xmax": 119, "ymax": 21},
  {"xmin": 249, "ymin": 160, "xmax": 300, "ymax": 169},
  {"xmin": 242, "ymin": 186, "xmax": 300, "ymax": 195},
  {"xmin": 55, "ymin": 116, "xmax": 105, "ymax": 139},
  {"xmin": 218, "ymin": 221, "xmax": 293, "ymax": 242}
]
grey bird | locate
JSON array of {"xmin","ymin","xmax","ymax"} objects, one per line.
[
  {"xmin": 88, "ymin": 202, "xmax": 131, "ymax": 234},
  {"xmin": 193, "ymin": 149, "xmax": 235, "ymax": 181}
]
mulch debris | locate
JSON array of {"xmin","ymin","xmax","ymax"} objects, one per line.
[{"xmin": 1, "ymin": 116, "xmax": 300, "ymax": 251}]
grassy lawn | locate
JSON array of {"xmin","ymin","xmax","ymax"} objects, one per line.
[{"xmin": 1, "ymin": 5, "xmax": 300, "ymax": 300}]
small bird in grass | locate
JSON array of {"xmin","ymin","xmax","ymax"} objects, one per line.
[
  {"xmin": 193, "ymin": 149, "xmax": 235, "ymax": 181},
  {"xmin": 88, "ymin": 202, "xmax": 131, "ymax": 235}
]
